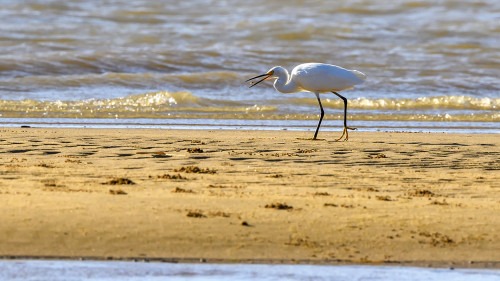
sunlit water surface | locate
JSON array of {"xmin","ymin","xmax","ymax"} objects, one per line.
[{"xmin": 1, "ymin": 0, "xmax": 499, "ymax": 132}]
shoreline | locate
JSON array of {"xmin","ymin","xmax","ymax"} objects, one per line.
[
  {"xmin": 1, "ymin": 128, "xmax": 499, "ymax": 269},
  {"xmin": 1, "ymin": 255, "xmax": 500, "ymax": 269},
  {"xmin": 0, "ymin": 117, "xmax": 499, "ymax": 134}
]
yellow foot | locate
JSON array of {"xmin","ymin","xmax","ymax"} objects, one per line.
[{"xmin": 335, "ymin": 127, "xmax": 357, "ymax": 142}]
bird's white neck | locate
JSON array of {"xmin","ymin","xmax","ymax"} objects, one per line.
[{"xmin": 273, "ymin": 70, "xmax": 301, "ymax": 93}]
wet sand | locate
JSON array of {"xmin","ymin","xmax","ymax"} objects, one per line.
[{"xmin": 0, "ymin": 128, "xmax": 499, "ymax": 268}]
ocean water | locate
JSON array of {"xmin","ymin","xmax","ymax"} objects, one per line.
[
  {"xmin": 0, "ymin": 0, "xmax": 499, "ymax": 132},
  {"xmin": 1, "ymin": 260, "xmax": 500, "ymax": 281}
]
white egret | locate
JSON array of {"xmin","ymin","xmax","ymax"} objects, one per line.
[{"xmin": 246, "ymin": 63, "xmax": 366, "ymax": 141}]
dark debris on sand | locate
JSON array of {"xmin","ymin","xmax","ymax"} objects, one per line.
[
  {"xmin": 186, "ymin": 210, "xmax": 206, "ymax": 218},
  {"xmin": 109, "ymin": 189, "xmax": 127, "ymax": 195},
  {"xmin": 151, "ymin": 173, "xmax": 186, "ymax": 180},
  {"xmin": 172, "ymin": 187, "xmax": 194, "ymax": 193},
  {"xmin": 265, "ymin": 202, "xmax": 293, "ymax": 210},
  {"xmin": 407, "ymin": 189, "xmax": 437, "ymax": 197},
  {"xmin": 102, "ymin": 178, "xmax": 135, "ymax": 185},
  {"xmin": 174, "ymin": 166, "xmax": 216, "ymax": 174}
]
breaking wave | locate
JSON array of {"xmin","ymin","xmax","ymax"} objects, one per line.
[{"xmin": 0, "ymin": 92, "xmax": 498, "ymax": 123}]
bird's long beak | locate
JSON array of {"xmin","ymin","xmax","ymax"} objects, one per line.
[{"xmin": 245, "ymin": 71, "xmax": 273, "ymax": 88}]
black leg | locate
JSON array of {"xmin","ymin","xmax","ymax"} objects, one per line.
[
  {"xmin": 332, "ymin": 91, "xmax": 348, "ymax": 127},
  {"xmin": 313, "ymin": 92, "xmax": 324, "ymax": 140},
  {"xmin": 332, "ymin": 91, "xmax": 356, "ymax": 141}
]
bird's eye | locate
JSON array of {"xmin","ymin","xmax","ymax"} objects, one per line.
[{"xmin": 267, "ymin": 71, "xmax": 274, "ymax": 75}]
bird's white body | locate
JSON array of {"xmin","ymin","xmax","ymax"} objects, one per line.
[
  {"xmin": 246, "ymin": 63, "xmax": 366, "ymax": 140},
  {"xmin": 270, "ymin": 63, "xmax": 366, "ymax": 93}
]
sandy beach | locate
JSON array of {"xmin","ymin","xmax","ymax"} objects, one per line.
[{"xmin": 0, "ymin": 128, "xmax": 499, "ymax": 268}]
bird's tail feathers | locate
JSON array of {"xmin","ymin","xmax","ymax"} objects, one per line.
[{"xmin": 351, "ymin": 70, "xmax": 366, "ymax": 81}]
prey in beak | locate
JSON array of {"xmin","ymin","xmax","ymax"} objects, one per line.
[{"xmin": 245, "ymin": 71, "xmax": 274, "ymax": 88}]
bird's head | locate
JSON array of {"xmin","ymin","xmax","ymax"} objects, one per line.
[{"xmin": 245, "ymin": 66, "xmax": 284, "ymax": 88}]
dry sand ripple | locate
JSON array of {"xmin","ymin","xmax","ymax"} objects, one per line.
[{"xmin": 0, "ymin": 128, "xmax": 499, "ymax": 267}]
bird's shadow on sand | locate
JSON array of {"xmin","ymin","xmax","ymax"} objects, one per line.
[{"xmin": 296, "ymin": 138, "xmax": 326, "ymax": 141}]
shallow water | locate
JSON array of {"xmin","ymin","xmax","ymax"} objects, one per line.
[
  {"xmin": 0, "ymin": 0, "xmax": 499, "ymax": 132},
  {"xmin": 1, "ymin": 260, "xmax": 500, "ymax": 281}
]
